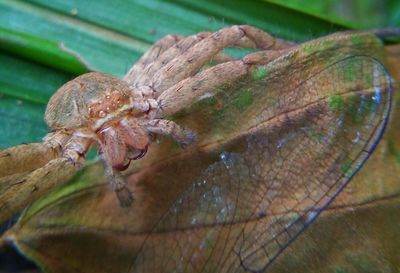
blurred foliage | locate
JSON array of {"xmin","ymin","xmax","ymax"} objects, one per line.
[{"xmin": 268, "ymin": 0, "xmax": 400, "ymax": 28}]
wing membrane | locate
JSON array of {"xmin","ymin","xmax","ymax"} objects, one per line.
[{"xmin": 129, "ymin": 55, "xmax": 391, "ymax": 273}]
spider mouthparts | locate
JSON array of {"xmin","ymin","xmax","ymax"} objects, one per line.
[
  {"xmin": 113, "ymin": 161, "xmax": 131, "ymax": 171},
  {"xmin": 130, "ymin": 145, "xmax": 148, "ymax": 160}
]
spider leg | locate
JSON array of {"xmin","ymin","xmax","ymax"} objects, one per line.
[
  {"xmin": 0, "ymin": 157, "xmax": 78, "ymax": 223},
  {"xmin": 210, "ymin": 52, "xmax": 236, "ymax": 63},
  {"xmin": 155, "ymin": 58, "xmax": 259, "ymax": 117},
  {"xmin": 143, "ymin": 119, "xmax": 196, "ymax": 147},
  {"xmin": 242, "ymin": 48, "xmax": 290, "ymax": 64},
  {"xmin": 100, "ymin": 154, "xmax": 133, "ymax": 207},
  {"xmin": 230, "ymin": 28, "xmax": 294, "ymax": 50},
  {"xmin": 123, "ymin": 34, "xmax": 184, "ymax": 86},
  {"xmin": 150, "ymin": 25, "xmax": 291, "ymax": 94},
  {"xmin": 0, "ymin": 143, "xmax": 58, "ymax": 178},
  {"xmin": 132, "ymin": 31, "xmax": 211, "ymax": 88},
  {"xmin": 0, "ymin": 130, "xmax": 94, "ymax": 221},
  {"xmin": 131, "ymin": 29, "xmax": 278, "ymax": 89}
]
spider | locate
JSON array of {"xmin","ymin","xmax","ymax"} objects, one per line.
[{"xmin": 0, "ymin": 25, "xmax": 293, "ymax": 219}]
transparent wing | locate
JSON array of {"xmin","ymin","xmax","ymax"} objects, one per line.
[{"xmin": 128, "ymin": 55, "xmax": 391, "ymax": 273}]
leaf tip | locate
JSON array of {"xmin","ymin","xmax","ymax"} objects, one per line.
[{"xmin": 59, "ymin": 42, "xmax": 95, "ymax": 72}]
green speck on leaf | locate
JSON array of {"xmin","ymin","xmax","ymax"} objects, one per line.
[
  {"xmin": 351, "ymin": 255, "xmax": 379, "ymax": 273},
  {"xmin": 320, "ymin": 39, "xmax": 331, "ymax": 48},
  {"xmin": 169, "ymin": 139, "xmax": 186, "ymax": 152},
  {"xmin": 320, "ymin": 38, "xmax": 338, "ymax": 50},
  {"xmin": 252, "ymin": 66, "xmax": 269, "ymax": 80},
  {"xmin": 328, "ymin": 95, "xmax": 345, "ymax": 111},
  {"xmin": 363, "ymin": 71, "xmax": 373, "ymax": 86},
  {"xmin": 303, "ymin": 43, "xmax": 315, "ymax": 54},
  {"xmin": 342, "ymin": 95, "xmax": 373, "ymax": 124},
  {"xmin": 341, "ymin": 162, "xmax": 354, "ymax": 178},
  {"xmin": 333, "ymin": 267, "xmax": 348, "ymax": 273},
  {"xmin": 204, "ymin": 237, "xmax": 215, "ymax": 249},
  {"xmin": 303, "ymin": 128, "xmax": 323, "ymax": 142},
  {"xmin": 344, "ymin": 62, "xmax": 357, "ymax": 82},
  {"xmin": 351, "ymin": 34, "xmax": 363, "ymax": 46},
  {"xmin": 348, "ymin": 95, "xmax": 377, "ymax": 124},
  {"xmin": 345, "ymin": 94, "xmax": 359, "ymax": 113},
  {"xmin": 234, "ymin": 89, "xmax": 254, "ymax": 110},
  {"xmin": 214, "ymin": 106, "xmax": 227, "ymax": 120},
  {"xmin": 397, "ymin": 93, "xmax": 400, "ymax": 109},
  {"xmin": 201, "ymin": 95, "xmax": 218, "ymax": 106},
  {"xmin": 387, "ymin": 139, "xmax": 400, "ymax": 164}
]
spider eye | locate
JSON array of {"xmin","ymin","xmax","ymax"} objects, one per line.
[{"xmin": 98, "ymin": 110, "xmax": 107, "ymax": 118}]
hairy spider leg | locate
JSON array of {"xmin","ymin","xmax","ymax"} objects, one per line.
[
  {"xmin": 150, "ymin": 25, "xmax": 290, "ymax": 95},
  {"xmin": 155, "ymin": 60, "xmax": 252, "ymax": 117},
  {"xmin": 0, "ymin": 157, "xmax": 77, "ymax": 223},
  {"xmin": 242, "ymin": 48, "xmax": 290, "ymax": 65},
  {"xmin": 0, "ymin": 143, "xmax": 58, "ymax": 178},
  {"xmin": 131, "ymin": 32, "xmax": 210, "ymax": 89},
  {"xmin": 0, "ymin": 129, "xmax": 95, "ymax": 222},
  {"xmin": 124, "ymin": 34, "xmax": 185, "ymax": 87},
  {"xmin": 101, "ymin": 153, "xmax": 134, "ymax": 207},
  {"xmin": 142, "ymin": 119, "xmax": 197, "ymax": 147}
]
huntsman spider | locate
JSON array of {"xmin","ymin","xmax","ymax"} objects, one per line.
[{"xmin": 0, "ymin": 25, "xmax": 293, "ymax": 221}]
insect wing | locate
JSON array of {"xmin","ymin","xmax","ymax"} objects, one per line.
[{"xmin": 127, "ymin": 54, "xmax": 392, "ymax": 273}]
